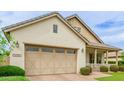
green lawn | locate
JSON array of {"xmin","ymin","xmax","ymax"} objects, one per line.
[
  {"xmin": 96, "ymin": 72, "xmax": 124, "ymax": 81},
  {"xmin": 0, "ymin": 76, "xmax": 29, "ymax": 81}
]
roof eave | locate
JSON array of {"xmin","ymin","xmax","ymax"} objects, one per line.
[{"xmin": 86, "ymin": 44, "xmax": 122, "ymax": 51}]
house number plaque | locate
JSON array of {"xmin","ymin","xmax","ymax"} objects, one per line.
[{"xmin": 12, "ymin": 54, "xmax": 22, "ymax": 57}]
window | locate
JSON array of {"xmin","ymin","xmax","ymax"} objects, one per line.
[
  {"xmin": 74, "ymin": 27, "xmax": 81, "ymax": 32},
  {"xmin": 26, "ymin": 47, "xmax": 39, "ymax": 52},
  {"xmin": 67, "ymin": 49, "xmax": 76, "ymax": 54},
  {"xmin": 55, "ymin": 48, "xmax": 64, "ymax": 53},
  {"xmin": 89, "ymin": 53, "xmax": 94, "ymax": 63},
  {"xmin": 41, "ymin": 47, "xmax": 53, "ymax": 53},
  {"xmin": 97, "ymin": 53, "xmax": 102, "ymax": 64},
  {"xmin": 53, "ymin": 24, "xmax": 58, "ymax": 33}
]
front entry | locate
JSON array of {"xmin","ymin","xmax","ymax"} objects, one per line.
[
  {"xmin": 89, "ymin": 53, "xmax": 102, "ymax": 64},
  {"xmin": 25, "ymin": 45, "xmax": 77, "ymax": 75}
]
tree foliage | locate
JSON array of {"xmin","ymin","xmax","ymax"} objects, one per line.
[
  {"xmin": 121, "ymin": 51, "xmax": 124, "ymax": 61},
  {"xmin": 0, "ymin": 30, "xmax": 16, "ymax": 62}
]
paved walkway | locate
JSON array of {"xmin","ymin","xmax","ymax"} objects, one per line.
[{"xmin": 28, "ymin": 72, "xmax": 111, "ymax": 81}]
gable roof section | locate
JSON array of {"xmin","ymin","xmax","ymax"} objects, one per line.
[
  {"xmin": 1, "ymin": 12, "xmax": 121, "ymax": 51},
  {"xmin": 66, "ymin": 14, "xmax": 104, "ymax": 44},
  {"xmin": 1, "ymin": 12, "xmax": 89, "ymax": 44}
]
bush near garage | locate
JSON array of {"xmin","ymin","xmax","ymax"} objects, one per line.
[
  {"xmin": 80, "ymin": 67, "xmax": 91, "ymax": 75},
  {"xmin": 110, "ymin": 65, "xmax": 119, "ymax": 72},
  {"xmin": 100, "ymin": 66, "xmax": 108, "ymax": 72},
  {"xmin": 119, "ymin": 66, "xmax": 124, "ymax": 72},
  {"xmin": 86, "ymin": 66, "xmax": 92, "ymax": 73},
  {"xmin": 0, "ymin": 65, "xmax": 25, "ymax": 76}
]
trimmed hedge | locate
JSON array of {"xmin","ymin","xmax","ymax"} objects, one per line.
[
  {"xmin": 100, "ymin": 66, "xmax": 108, "ymax": 72},
  {"xmin": 0, "ymin": 65, "xmax": 25, "ymax": 76},
  {"xmin": 110, "ymin": 65, "xmax": 119, "ymax": 72},
  {"xmin": 106, "ymin": 61, "xmax": 124, "ymax": 66},
  {"xmin": 119, "ymin": 66, "xmax": 124, "ymax": 72},
  {"xmin": 108, "ymin": 61, "xmax": 116, "ymax": 64},
  {"xmin": 80, "ymin": 67, "xmax": 90, "ymax": 75},
  {"xmin": 86, "ymin": 66, "xmax": 92, "ymax": 73}
]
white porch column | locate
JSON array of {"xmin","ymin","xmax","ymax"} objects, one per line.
[
  {"xmin": 94, "ymin": 49, "xmax": 97, "ymax": 66},
  {"xmin": 101, "ymin": 53, "xmax": 105, "ymax": 65},
  {"xmin": 106, "ymin": 50, "xmax": 108, "ymax": 64},
  {"xmin": 116, "ymin": 51, "xmax": 119, "ymax": 65}
]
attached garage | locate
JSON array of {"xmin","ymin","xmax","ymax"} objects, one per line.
[
  {"xmin": 25, "ymin": 45, "xmax": 77, "ymax": 75},
  {"xmin": 2, "ymin": 12, "xmax": 86, "ymax": 75}
]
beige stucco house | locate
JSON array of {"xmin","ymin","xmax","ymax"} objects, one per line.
[{"xmin": 1, "ymin": 12, "xmax": 121, "ymax": 75}]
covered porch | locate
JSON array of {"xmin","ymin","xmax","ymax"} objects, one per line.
[{"xmin": 86, "ymin": 42, "xmax": 121, "ymax": 68}]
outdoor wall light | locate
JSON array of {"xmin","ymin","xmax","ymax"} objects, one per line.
[
  {"xmin": 82, "ymin": 48, "xmax": 84, "ymax": 53},
  {"xmin": 16, "ymin": 41, "xmax": 19, "ymax": 48}
]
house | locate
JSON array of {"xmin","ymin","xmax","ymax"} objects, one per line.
[
  {"xmin": 1, "ymin": 12, "xmax": 121, "ymax": 75},
  {"xmin": 105, "ymin": 51, "xmax": 123, "ymax": 62}
]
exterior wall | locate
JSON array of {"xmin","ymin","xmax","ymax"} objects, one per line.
[
  {"xmin": 9, "ymin": 16, "xmax": 86, "ymax": 73},
  {"xmin": 67, "ymin": 18, "xmax": 100, "ymax": 43}
]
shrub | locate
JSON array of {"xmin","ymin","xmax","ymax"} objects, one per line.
[
  {"xmin": 108, "ymin": 61, "xmax": 116, "ymax": 64},
  {"xmin": 86, "ymin": 66, "xmax": 92, "ymax": 73},
  {"xmin": 119, "ymin": 61, "xmax": 124, "ymax": 66},
  {"xmin": 100, "ymin": 66, "xmax": 108, "ymax": 72},
  {"xmin": 0, "ymin": 65, "xmax": 25, "ymax": 76},
  {"xmin": 110, "ymin": 65, "xmax": 119, "ymax": 72},
  {"xmin": 119, "ymin": 66, "xmax": 124, "ymax": 72},
  {"xmin": 80, "ymin": 67, "xmax": 90, "ymax": 75}
]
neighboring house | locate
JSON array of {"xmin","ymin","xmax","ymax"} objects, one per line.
[
  {"xmin": 1, "ymin": 12, "xmax": 121, "ymax": 75},
  {"xmin": 105, "ymin": 51, "xmax": 123, "ymax": 62}
]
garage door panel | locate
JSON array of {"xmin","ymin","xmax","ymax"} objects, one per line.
[
  {"xmin": 26, "ymin": 52, "xmax": 42, "ymax": 75},
  {"xmin": 65, "ymin": 53, "xmax": 76, "ymax": 73},
  {"xmin": 66, "ymin": 54, "xmax": 76, "ymax": 67},
  {"xmin": 41, "ymin": 68, "xmax": 54, "ymax": 74},
  {"xmin": 54, "ymin": 68, "xmax": 66, "ymax": 74},
  {"xmin": 25, "ymin": 45, "xmax": 77, "ymax": 75},
  {"xmin": 54, "ymin": 53, "xmax": 67, "ymax": 68},
  {"xmin": 41, "ymin": 53, "xmax": 54, "ymax": 68}
]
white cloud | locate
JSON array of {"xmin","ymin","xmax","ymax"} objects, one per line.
[
  {"xmin": 0, "ymin": 11, "xmax": 49, "ymax": 27},
  {"xmin": 101, "ymin": 32, "xmax": 124, "ymax": 43}
]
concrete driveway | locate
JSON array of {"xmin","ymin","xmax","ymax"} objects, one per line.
[{"xmin": 28, "ymin": 72, "xmax": 111, "ymax": 81}]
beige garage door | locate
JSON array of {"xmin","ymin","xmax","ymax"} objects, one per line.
[{"xmin": 25, "ymin": 45, "xmax": 77, "ymax": 75}]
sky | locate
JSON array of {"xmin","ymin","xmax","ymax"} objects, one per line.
[{"xmin": 0, "ymin": 11, "xmax": 124, "ymax": 49}]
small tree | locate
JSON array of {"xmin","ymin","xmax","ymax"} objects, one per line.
[
  {"xmin": 121, "ymin": 51, "xmax": 124, "ymax": 61},
  {"xmin": 0, "ymin": 30, "xmax": 16, "ymax": 62},
  {"xmin": 120, "ymin": 51, "xmax": 124, "ymax": 65}
]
